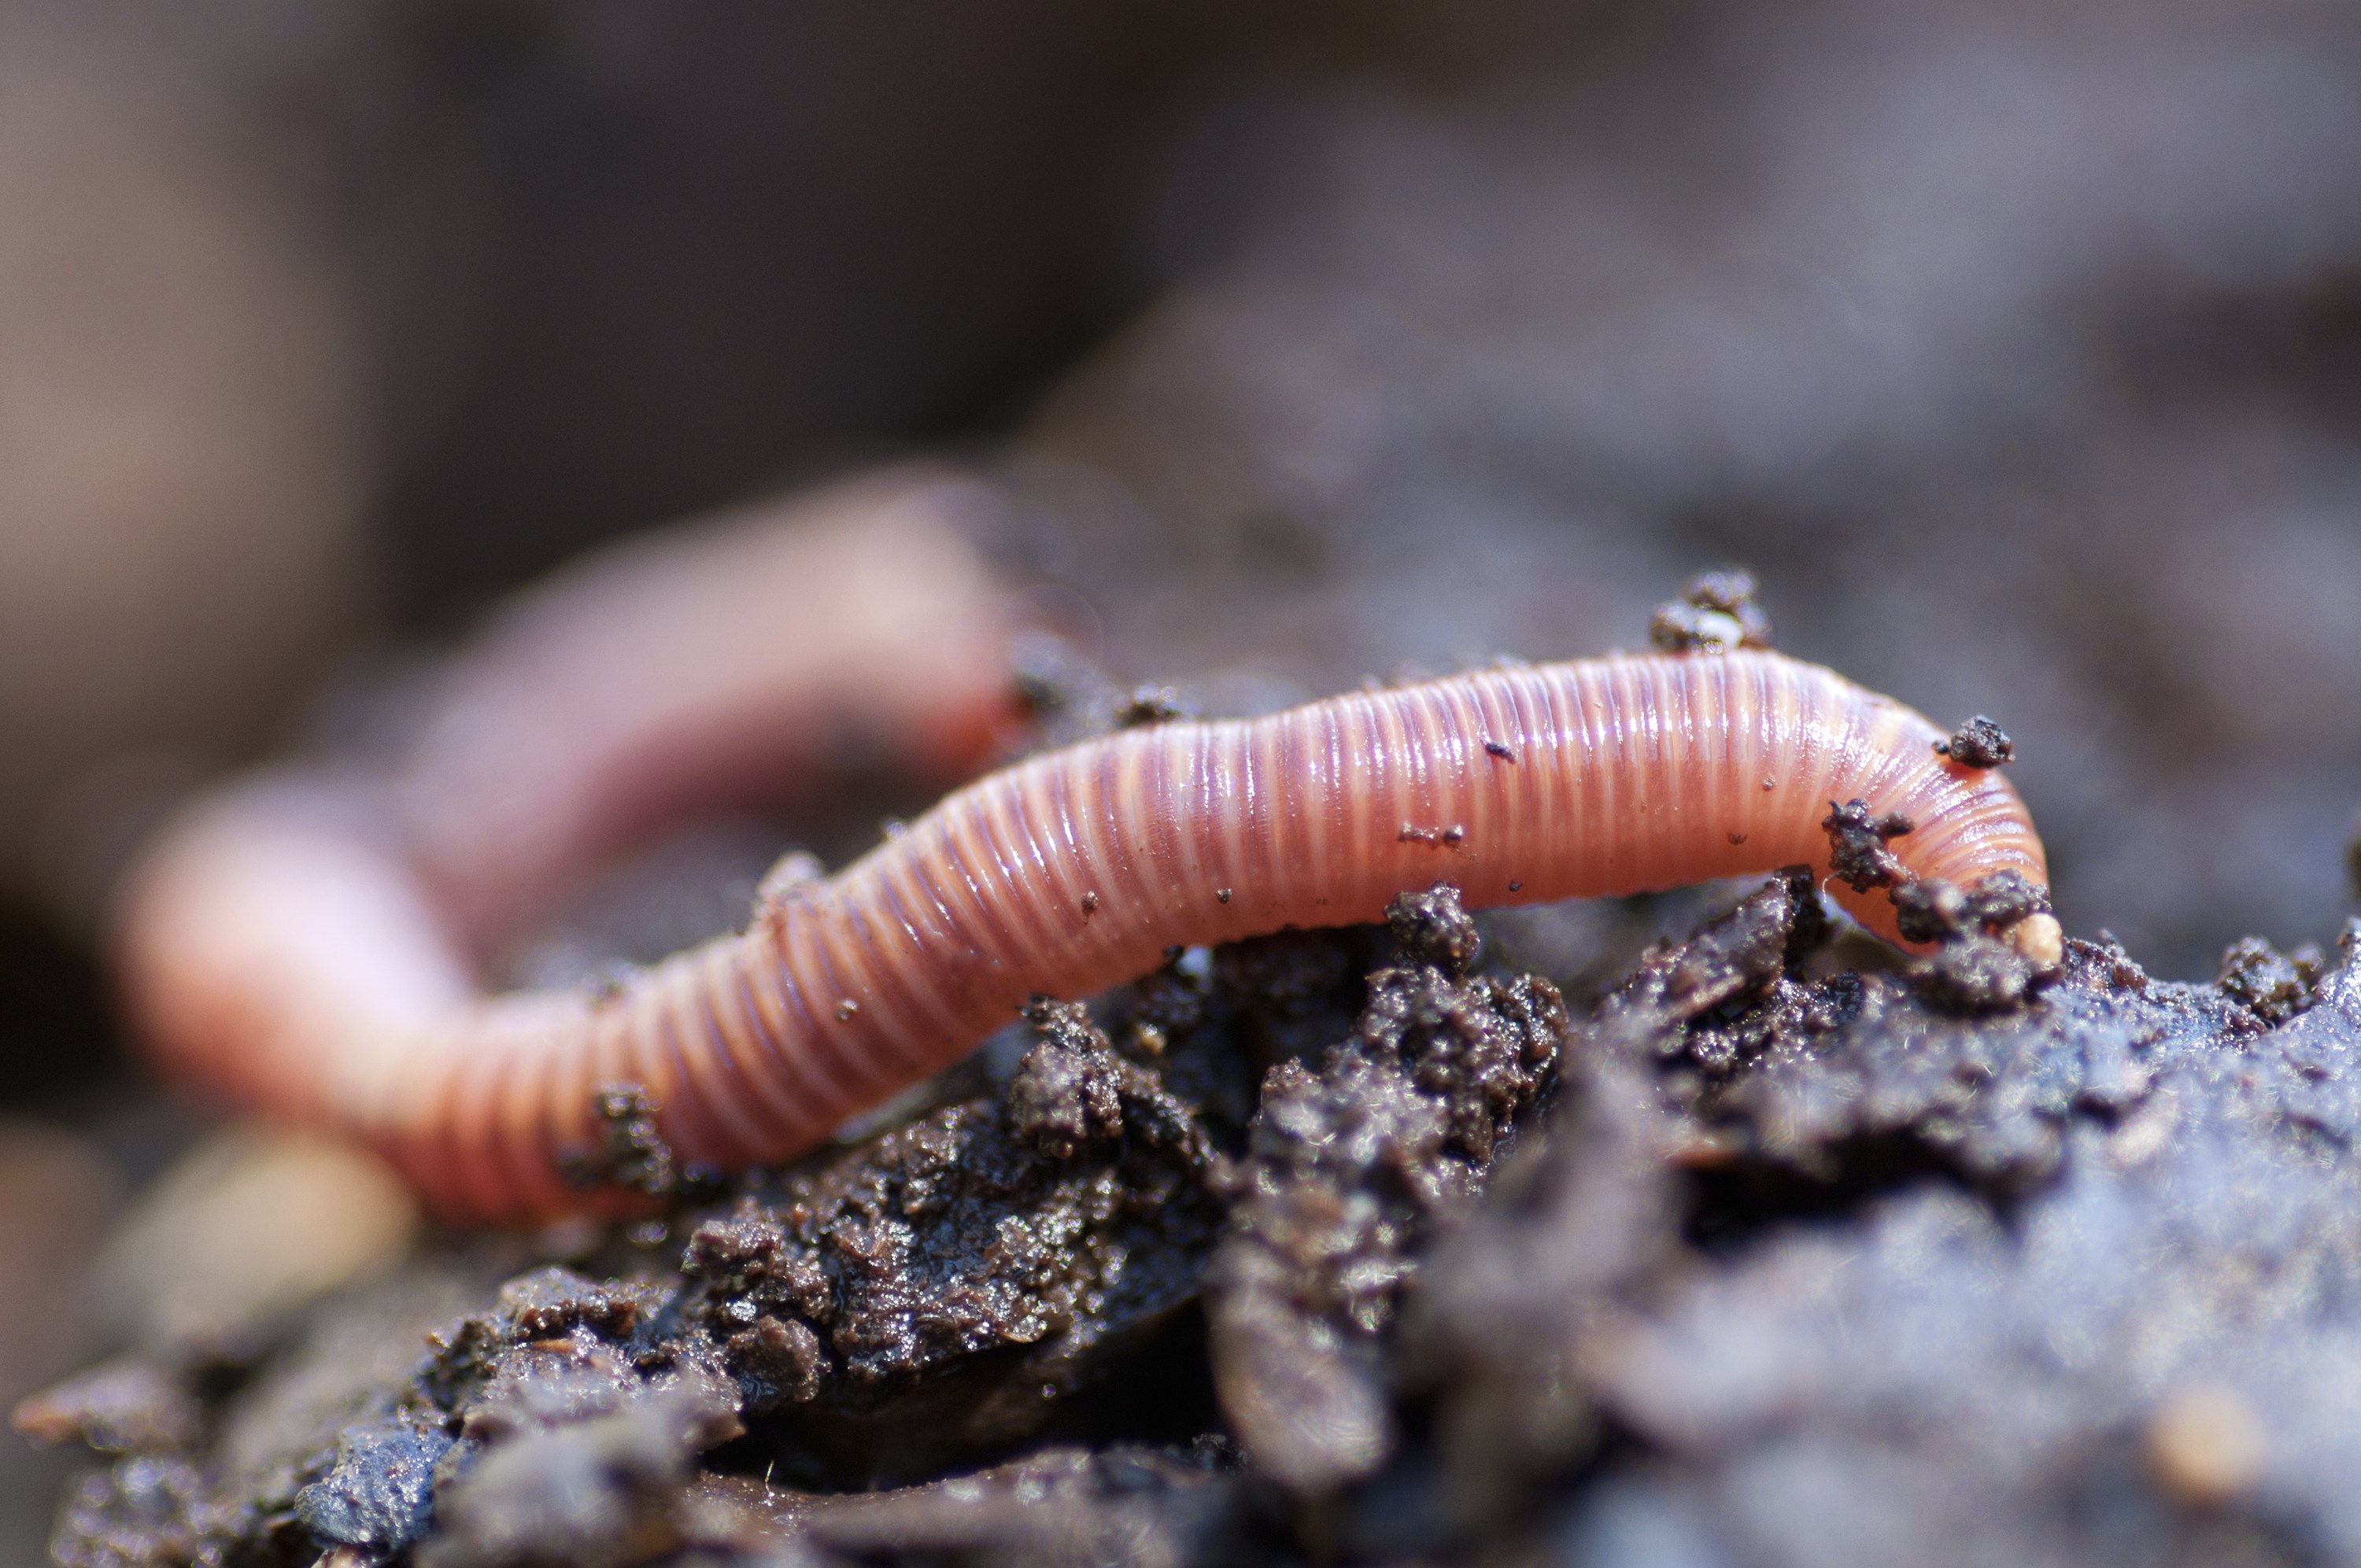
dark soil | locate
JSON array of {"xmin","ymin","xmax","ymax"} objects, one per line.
[{"xmin": 24, "ymin": 859, "xmax": 2361, "ymax": 1566}]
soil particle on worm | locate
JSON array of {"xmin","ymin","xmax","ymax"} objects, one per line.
[
  {"xmin": 560, "ymin": 1086, "xmax": 724, "ymax": 1203},
  {"xmin": 36, "ymin": 892, "xmax": 2361, "ymax": 1566},
  {"xmin": 1822, "ymin": 798, "xmax": 1916, "ymax": 892},
  {"xmin": 1111, "ymin": 686, "xmax": 1194, "ymax": 729},
  {"xmin": 1890, "ymin": 870, "xmax": 2054, "ymax": 957},
  {"xmin": 1889, "ymin": 875, "xmax": 1972, "ymax": 943},
  {"xmin": 1935, "ymin": 714, "xmax": 2016, "ymax": 767}
]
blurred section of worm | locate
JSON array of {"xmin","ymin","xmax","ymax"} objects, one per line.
[
  {"xmin": 379, "ymin": 467, "xmax": 1023, "ymax": 947},
  {"xmin": 114, "ymin": 469, "xmax": 1025, "ymax": 1153},
  {"xmin": 2, "ymin": 0, "xmax": 1243, "ymax": 935}
]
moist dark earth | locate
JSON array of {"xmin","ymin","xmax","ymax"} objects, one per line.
[{"xmin": 21, "ymin": 852, "xmax": 2361, "ymax": 1566}]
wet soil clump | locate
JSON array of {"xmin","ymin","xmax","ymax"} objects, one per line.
[
  {"xmin": 28, "ymin": 880, "xmax": 2361, "ymax": 1566},
  {"xmin": 1206, "ymin": 886, "xmax": 1565, "ymax": 1494},
  {"xmin": 1647, "ymin": 569, "xmax": 1775, "ymax": 654},
  {"xmin": 1934, "ymin": 714, "xmax": 2016, "ymax": 769}
]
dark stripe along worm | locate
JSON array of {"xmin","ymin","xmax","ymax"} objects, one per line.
[{"xmin": 124, "ymin": 638, "xmax": 2052, "ymax": 1223}]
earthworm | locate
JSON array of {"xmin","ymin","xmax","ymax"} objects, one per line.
[
  {"xmin": 379, "ymin": 466, "xmax": 1022, "ymax": 945},
  {"xmin": 120, "ymin": 574, "xmax": 2056, "ymax": 1223}
]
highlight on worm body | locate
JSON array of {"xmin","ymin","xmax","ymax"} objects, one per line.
[{"xmin": 117, "ymin": 533, "xmax": 2060, "ymax": 1223}]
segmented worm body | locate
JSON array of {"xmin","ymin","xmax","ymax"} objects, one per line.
[{"xmin": 124, "ymin": 614, "xmax": 2052, "ymax": 1222}]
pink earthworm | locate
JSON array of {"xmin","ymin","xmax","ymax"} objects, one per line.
[
  {"xmin": 376, "ymin": 467, "xmax": 1024, "ymax": 946},
  {"xmin": 120, "ymin": 554, "xmax": 2056, "ymax": 1223}
]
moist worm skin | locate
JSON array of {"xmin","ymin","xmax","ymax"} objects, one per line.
[{"xmin": 122, "ymin": 647, "xmax": 2049, "ymax": 1223}]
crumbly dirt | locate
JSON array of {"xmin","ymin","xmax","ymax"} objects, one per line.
[
  {"xmin": 1935, "ymin": 715, "xmax": 2016, "ymax": 769},
  {"xmin": 33, "ymin": 863, "xmax": 2361, "ymax": 1566},
  {"xmin": 1821, "ymin": 799, "xmax": 1916, "ymax": 894},
  {"xmin": 1206, "ymin": 886, "xmax": 1563, "ymax": 1495},
  {"xmin": 1647, "ymin": 569, "xmax": 1775, "ymax": 654}
]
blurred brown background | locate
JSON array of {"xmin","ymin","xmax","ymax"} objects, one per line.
[{"xmin": 5, "ymin": 0, "xmax": 2361, "ymax": 1557}]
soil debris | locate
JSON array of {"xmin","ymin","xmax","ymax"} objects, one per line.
[
  {"xmin": 422, "ymin": 1392, "xmax": 727, "ymax": 1568},
  {"xmin": 1890, "ymin": 873, "xmax": 2056, "ymax": 989},
  {"xmin": 294, "ymin": 1415, "xmax": 452, "ymax": 1557},
  {"xmin": 1908, "ymin": 932, "xmax": 2041, "ymax": 1013},
  {"xmin": 1206, "ymin": 886, "xmax": 1565, "ymax": 1493},
  {"xmin": 1602, "ymin": 873, "xmax": 2137, "ymax": 1193},
  {"xmin": 674, "ymin": 991, "xmax": 1232, "ymax": 1483},
  {"xmin": 2215, "ymin": 934, "xmax": 2322, "ymax": 1026},
  {"xmin": 1649, "ymin": 569, "xmax": 1774, "ymax": 652},
  {"xmin": 39, "ymin": 875, "xmax": 2361, "ymax": 1566},
  {"xmin": 1964, "ymin": 868, "xmax": 2052, "ymax": 932},
  {"xmin": 1113, "ymin": 686, "xmax": 1193, "ymax": 729},
  {"xmin": 1890, "ymin": 876, "xmax": 1971, "ymax": 944},
  {"xmin": 1934, "ymin": 715, "xmax": 2016, "ymax": 768},
  {"xmin": 1006, "ymin": 630, "xmax": 1177, "ymax": 751},
  {"xmin": 558, "ymin": 1087, "xmax": 722, "ymax": 1205},
  {"xmin": 1365, "ymin": 899, "xmax": 2361, "ymax": 1566},
  {"xmin": 686, "ymin": 1442, "xmax": 1249, "ymax": 1563},
  {"xmin": 13, "ymin": 1360, "xmax": 199, "ymax": 1457},
  {"xmin": 50, "ymin": 1456, "xmax": 227, "ymax": 1568},
  {"xmin": 1822, "ymin": 799, "xmax": 1915, "ymax": 891}
]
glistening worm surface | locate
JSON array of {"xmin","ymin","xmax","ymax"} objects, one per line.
[{"xmin": 124, "ymin": 647, "xmax": 2051, "ymax": 1223}]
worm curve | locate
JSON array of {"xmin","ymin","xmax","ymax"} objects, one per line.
[{"xmin": 123, "ymin": 603, "xmax": 2054, "ymax": 1223}]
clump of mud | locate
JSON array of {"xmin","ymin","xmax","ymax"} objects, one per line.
[{"xmin": 25, "ymin": 873, "xmax": 2361, "ymax": 1566}]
